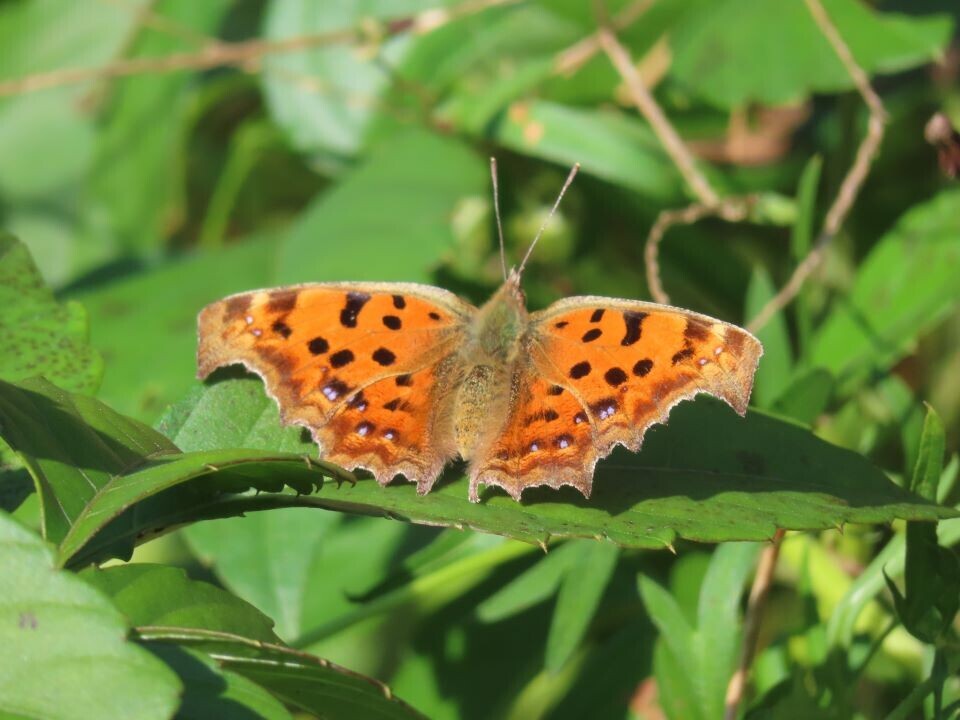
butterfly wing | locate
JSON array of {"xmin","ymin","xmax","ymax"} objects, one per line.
[
  {"xmin": 467, "ymin": 297, "xmax": 762, "ymax": 501},
  {"xmin": 198, "ymin": 282, "xmax": 475, "ymax": 490}
]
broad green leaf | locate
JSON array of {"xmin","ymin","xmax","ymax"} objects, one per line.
[
  {"xmin": 810, "ymin": 188, "xmax": 960, "ymax": 389},
  {"xmin": 0, "ymin": 375, "xmax": 347, "ymax": 567},
  {"xmin": 770, "ymin": 368, "xmax": 834, "ymax": 427},
  {"xmin": 885, "ymin": 407, "xmax": 959, "ymax": 643},
  {"xmin": 276, "ymin": 128, "xmax": 487, "ymax": 283},
  {"xmin": 261, "ymin": 0, "xmax": 446, "ymax": 159},
  {"xmin": 638, "ymin": 574, "xmax": 698, "ymax": 686},
  {"xmin": 745, "ymin": 266, "xmax": 792, "ymax": 408},
  {"xmin": 670, "ymin": 0, "xmax": 952, "ymax": 109},
  {"xmin": 182, "ymin": 508, "xmax": 341, "ymax": 641},
  {"xmin": 0, "ymin": 0, "xmax": 133, "ymax": 200},
  {"xmin": 642, "ymin": 544, "xmax": 759, "ymax": 720},
  {"xmin": 493, "ymin": 100, "xmax": 683, "ymax": 201},
  {"xmin": 476, "ymin": 541, "xmax": 580, "ymax": 623},
  {"xmin": 695, "ymin": 543, "xmax": 761, "ymax": 720},
  {"xmin": 0, "ymin": 236, "xmax": 102, "ymax": 394},
  {"xmin": 139, "ymin": 627, "xmax": 426, "ymax": 720},
  {"xmin": 545, "ymin": 540, "xmax": 619, "ymax": 670},
  {"xmin": 82, "ymin": 564, "xmax": 280, "ymax": 643},
  {"xmin": 85, "ymin": 0, "xmax": 232, "ymax": 253},
  {"xmin": 145, "ymin": 644, "xmax": 293, "ymax": 720},
  {"xmin": 0, "ymin": 1, "xmax": 141, "ymax": 283},
  {"xmin": 69, "ymin": 234, "xmax": 276, "ymax": 421},
  {"xmin": 0, "ymin": 375, "xmax": 177, "ymax": 546},
  {"xmin": 167, "ymin": 375, "xmax": 954, "ymax": 550},
  {"xmin": 0, "ymin": 510, "xmax": 180, "ymax": 720}
]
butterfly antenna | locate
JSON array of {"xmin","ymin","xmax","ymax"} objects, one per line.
[
  {"xmin": 517, "ymin": 162, "xmax": 580, "ymax": 276},
  {"xmin": 490, "ymin": 157, "xmax": 508, "ymax": 282}
]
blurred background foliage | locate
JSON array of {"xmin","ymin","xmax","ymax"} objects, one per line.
[{"xmin": 2, "ymin": 0, "xmax": 960, "ymax": 718}]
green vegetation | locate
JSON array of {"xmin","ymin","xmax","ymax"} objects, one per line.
[{"xmin": 1, "ymin": 1, "xmax": 958, "ymax": 718}]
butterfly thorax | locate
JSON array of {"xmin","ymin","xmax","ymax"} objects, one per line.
[
  {"xmin": 470, "ymin": 274, "xmax": 528, "ymax": 363},
  {"xmin": 453, "ymin": 275, "xmax": 529, "ymax": 459}
]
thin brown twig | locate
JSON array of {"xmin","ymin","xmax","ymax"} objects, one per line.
[
  {"xmin": 724, "ymin": 529, "xmax": 786, "ymax": 720},
  {"xmin": 747, "ymin": 0, "xmax": 887, "ymax": 333},
  {"xmin": 644, "ymin": 198, "xmax": 755, "ymax": 305},
  {"xmin": 598, "ymin": 24, "xmax": 719, "ymax": 207},
  {"xmin": 0, "ymin": 0, "xmax": 519, "ymax": 98},
  {"xmin": 555, "ymin": 0, "xmax": 656, "ymax": 76}
]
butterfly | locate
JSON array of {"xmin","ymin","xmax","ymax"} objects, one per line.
[{"xmin": 197, "ymin": 164, "xmax": 762, "ymax": 502}]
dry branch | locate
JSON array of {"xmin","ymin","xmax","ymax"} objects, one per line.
[
  {"xmin": 747, "ymin": 0, "xmax": 887, "ymax": 332},
  {"xmin": 0, "ymin": 0, "xmax": 519, "ymax": 98}
]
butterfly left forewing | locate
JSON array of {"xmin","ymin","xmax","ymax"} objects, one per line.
[
  {"xmin": 197, "ymin": 282, "xmax": 475, "ymax": 488},
  {"xmin": 468, "ymin": 296, "xmax": 761, "ymax": 500}
]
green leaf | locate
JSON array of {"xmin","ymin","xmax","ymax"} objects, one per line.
[
  {"xmin": 85, "ymin": 0, "xmax": 232, "ymax": 252},
  {"xmin": 745, "ymin": 266, "xmax": 793, "ymax": 408},
  {"xmin": 476, "ymin": 541, "xmax": 580, "ymax": 623},
  {"xmin": 0, "ymin": 376, "xmax": 347, "ymax": 567},
  {"xmin": 261, "ymin": 1, "xmax": 444, "ymax": 159},
  {"xmin": 168, "ymin": 375, "xmax": 955, "ymax": 550},
  {"xmin": 276, "ymin": 128, "xmax": 487, "ymax": 283},
  {"xmin": 790, "ymin": 156, "xmax": 822, "ymax": 352},
  {"xmin": 0, "ymin": 236, "xmax": 102, "ymax": 394},
  {"xmin": 911, "ymin": 405, "xmax": 946, "ymax": 502},
  {"xmin": 0, "ymin": 375, "xmax": 178, "ymax": 546},
  {"xmin": 885, "ymin": 406, "xmax": 960, "ymax": 643},
  {"xmin": 0, "ymin": 510, "xmax": 180, "ymax": 720},
  {"xmin": 181, "ymin": 508, "xmax": 341, "ymax": 641},
  {"xmin": 69, "ymin": 235, "xmax": 277, "ymax": 421},
  {"xmin": 670, "ymin": 0, "xmax": 952, "ymax": 109},
  {"xmin": 810, "ymin": 188, "xmax": 960, "ymax": 389},
  {"xmin": 769, "ymin": 368, "xmax": 834, "ymax": 427},
  {"xmin": 139, "ymin": 627, "xmax": 426, "ymax": 720},
  {"xmin": 144, "ymin": 644, "xmax": 294, "ymax": 720},
  {"xmin": 695, "ymin": 543, "xmax": 761, "ymax": 720},
  {"xmin": 493, "ymin": 100, "xmax": 683, "ymax": 201},
  {"xmin": 641, "ymin": 544, "xmax": 759, "ymax": 720},
  {"xmin": 545, "ymin": 540, "xmax": 619, "ymax": 671},
  {"xmin": 82, "ymin": 564, "xmax": 281, "ymax": 643}
]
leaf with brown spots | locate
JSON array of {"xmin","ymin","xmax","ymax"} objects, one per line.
[{"xmin": 198, "ymin": 275, "xmax": 761, "ymax": 502}]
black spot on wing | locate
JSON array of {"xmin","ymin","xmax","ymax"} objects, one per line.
[
  {"xmin": 671, "ymin": 345, "xmax": 695, "ymax": 365},
  {"xmin": 392, "ymin": 295, "xmax": 406, "ymax": 309},
  {"xmin": 340, "ymin": 292, "xmax": 371, "ymax": 328},
  {"xmin": 272, "ymin": 320, "xmax": 292, "ymax": 338},
  {"xmin": 308, "ymin": 336, "xmax": 329, "ymax": 355},
  {"xmin": 581, "ymin": 328, "xmax": 602, "ymax": 343},
  {"xmin": 382, "ymin": 315, "xmax": 402, "ymax": 330},
  {"xmin": 330, "ymin": 349, "xmax": 354, "ymax": 368},
  {"xmin": 569, "ymin": 361, "xmax": 591, "ymax": 379},
  {"xmin": 590, "ymin": 308, "xmax": 605, "ymax": 323},
  {"xmin": 633, "ymin": 358, "xmax": 654, "ymax": 377},
  {"xmin": 395, "ymin": 374, "xmax": 413, "ymax": 387},
  {"xmin": 372, "ymin": 347, "xmax": 396, "ymax": 366},
  {"xmin": 604, "ymin": 367, "xmax": 628, "ymax": 386},
  {"xmin": 621, "ymin": 311, "xmax": 647, "ymax": 346}
]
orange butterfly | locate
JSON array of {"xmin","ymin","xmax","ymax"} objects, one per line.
[{"xmin": 197, "ymin": 164, "xmax": 762, "ymax": 502}]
